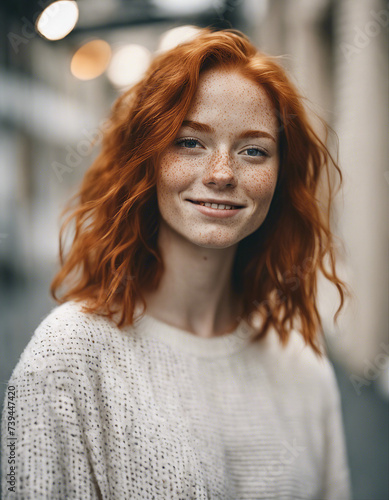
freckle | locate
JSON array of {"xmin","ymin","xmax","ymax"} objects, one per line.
[{"xmin": 203, "ymin": 256, "xmax": 207, "ymax": 260}]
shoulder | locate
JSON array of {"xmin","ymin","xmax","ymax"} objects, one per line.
[
  {"xmin": 11, "ymin": 300, "xmax": 130, "ymax": 379},
  {"xmin": 258, "ymin": 327, "xmax": 340, "ymax": 410}
]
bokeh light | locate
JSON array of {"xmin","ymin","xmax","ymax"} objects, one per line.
[
  {"xmin": 36, "ymin": 0, "xmax": 79, "ymax": 41},
  {"xmin": 157, "ymin": 25, "xmax": 202, "ymax": 53},
  {"xmin": 71, "ymin": 40, "xmax": 112, "ymax": 81},
  {"xmin": 107, "ymin": 44, "xmax": 152, "ymax": 89}
]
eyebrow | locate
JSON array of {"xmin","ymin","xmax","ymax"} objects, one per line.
[{"xmin": 181, "ymin": 119, "xmax": 276, "ymax": 143}]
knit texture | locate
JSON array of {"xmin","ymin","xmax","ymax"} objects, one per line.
[{"xmin": 1, "ymin": 300, "xmax": 351, "ymax": 499}]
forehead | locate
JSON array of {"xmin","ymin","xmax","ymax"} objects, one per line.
[{"xmin": 186, "ymin": 67, "xmax": 278, "ymax": 132}]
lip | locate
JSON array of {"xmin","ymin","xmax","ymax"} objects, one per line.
[
  {"xmin": 187, "ymin": 199, "xmax": 244, "ymax": 218},
  {"xmin": 186, "ymin": 198, "xmax": 245, "ymax": 208}
]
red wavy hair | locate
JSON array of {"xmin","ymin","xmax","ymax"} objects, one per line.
[{"xmin": 50, "ymin": 27, "xmax": 350, "ymax": 356}]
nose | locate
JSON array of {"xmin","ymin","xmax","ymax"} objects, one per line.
[{"xmin": 203, "ymin": 151, "xmax": 237, "ymax": 189}]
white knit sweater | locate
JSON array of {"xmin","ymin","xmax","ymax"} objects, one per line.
[{"xmin": 1, "ymin": 300, "xmax": 351, "ymax": 499}]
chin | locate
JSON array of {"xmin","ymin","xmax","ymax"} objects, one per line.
[
  {"xmin": 188, "ymin": 233, "xmax": 241, "ymax": 250},
  {"xmin": 159, "ymin": 219, "xmax": 242, "ymax": 249}
]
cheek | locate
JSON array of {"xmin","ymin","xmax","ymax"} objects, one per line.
[
  {"xmin": 158, "ymin": 153, "xmax": 193, "ymax": 189},
  {"xmin": 157, "ymin": 153, "xmax": 195, "ymax": 205},
  {"xmin": 244, "ymin": 166, "xmax": 278, "ymax": 203}
]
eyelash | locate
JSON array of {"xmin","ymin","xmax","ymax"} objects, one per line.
[
  {"xmin": 175, "ymin": 137, "xmax": 201, "ymax": 149},
  {"xmin": 174, "ymin": 137, "xmax": 269, "ymax": 157}
]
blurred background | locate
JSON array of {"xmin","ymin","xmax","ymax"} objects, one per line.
[{"xmin": 0, "ymin": 0, "xmax": 388, "ymax": 498}]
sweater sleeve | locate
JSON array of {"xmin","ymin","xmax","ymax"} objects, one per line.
[
  {"xmin": 321, "ymin": 362, "xmax": 352, "ymax": 500},
  {"xmin": 1, "ymin": 327, "xmax": 104, "ymax": 499}
]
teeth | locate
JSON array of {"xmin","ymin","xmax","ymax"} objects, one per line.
[{"xmin": 196, "ymin": 201, "xmax": 237, "ymax": 210}]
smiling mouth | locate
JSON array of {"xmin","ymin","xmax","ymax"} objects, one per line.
[{"xmin": 188, "ymin": 200, "xmax": 244, "ymax": 210}]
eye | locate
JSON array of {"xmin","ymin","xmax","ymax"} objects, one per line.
[
  {"xmin": 241, "ymin": 147, "xmax": 268, "ymax": 158},
  {"xmin": 175, "ymin": 138, "xmax": 202, "ymax": 149}
]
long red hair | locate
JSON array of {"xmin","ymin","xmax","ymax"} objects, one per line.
[{"xmin": 50, "ymin": 27, "xmax": 350, "ymax": 356}]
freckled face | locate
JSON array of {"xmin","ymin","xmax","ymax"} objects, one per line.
[{"xmin": 155, "ymin": 67, "xmax": 279, "ymax": 249}]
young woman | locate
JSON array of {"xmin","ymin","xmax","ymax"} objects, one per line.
[{"xmin": 2, "ymin": 28, "xmax": 351, "ymax": 499}]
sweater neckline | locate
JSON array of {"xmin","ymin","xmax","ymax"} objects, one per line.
[{"xmin": 132, "ymin": 312, "xmax": 256, "ymax": 358}]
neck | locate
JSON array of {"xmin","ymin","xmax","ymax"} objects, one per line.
[{"xmin": 141, "ymin": 222, "xmax": 243, "ymax": 338}]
